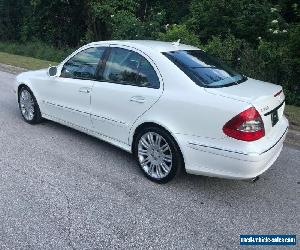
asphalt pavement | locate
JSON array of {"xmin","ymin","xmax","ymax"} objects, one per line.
[{"xmin": 0, "ymin": 70, "xmax": 299, "ymax": 249}]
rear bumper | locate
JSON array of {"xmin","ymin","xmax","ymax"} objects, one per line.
[{"xmin": 177, "ymin": 118, "xmax": 289, "ymax": 179}]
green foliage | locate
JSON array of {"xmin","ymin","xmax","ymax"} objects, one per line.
[
  {"xmin": 158, "ymin": 24, "xmax": 201, "ymax": 47},
  {"xmin": 0, "ymin": 41, "xmax": 72, "ymax": 62},
  {"xmin": 84, "ymin": 1, "xmax": 166, "ymax": 42},
  {"xmin": 0, "ymin": 0, "xmax": 299, "ymax": 105},
  {"xmin": 18, "ymin": 0, "xmax": 87, "ymax": 47},
  {"xmin": 111, "ymin": 11, "xmax": 143, "ymax": 39},
  {"xmin": 84, "ymin": 0, "xmax": 138, "ymax": 41},
  {"xmin": 110, "ymin": 10, "xmax": 165, "ymax": 40},
  {"xmin": 288, "ymin": 24, "xmax": 300, "ymax": 62},
  {"xmin": 0, "ymin": 0, "xmax": 30, "ymax": 41},
  {"xmin": 0, "ymin": 51, "xmax": 57, "ymax": 69},
  {"xmin": 204, "ymin": 35, "xmax": 244, "ymax": 65},
  {"xmin": 189, "ymin": 0, "xmax": 281, "ymax": 43},
  {"xmin": 203, "ymin": 34, "xmax": 299, "ymax": 105}
]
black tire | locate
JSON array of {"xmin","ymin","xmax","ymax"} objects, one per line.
[
  {"xmin": 133, "ymin": 126, "xmax": 184, "ymax": 184},
  {"xmin": 18, "ymin": 86, "xmax": 43, "ymax": 124}
]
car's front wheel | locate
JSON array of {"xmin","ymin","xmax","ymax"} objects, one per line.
[
  {"xmin": 134, "ymin": 127, "xmax": 183, "ymax": 183},
  {"xmin": 18, "ymin": 86, "xmax": 42, "ymax": 124}
]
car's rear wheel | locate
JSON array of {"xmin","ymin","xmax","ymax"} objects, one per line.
[
  {"xmin": 18, "ymin": 86, "xmax": 42, "ymax": 124},
  {"xmin": 134, "ymin": 127, "xmax": 183, "ymax": 183}
]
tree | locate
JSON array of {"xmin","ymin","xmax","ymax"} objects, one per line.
[
  {"xmin": 0, "ymin": 0, "xmax": 30, "ymax": 41},
  {"xmin": 21, "ymin": 0, "xmax": 87, "ymax": 47},
  {"xmin": 189, "ymin": 0, "xmax": 278, "ymax": 43}
]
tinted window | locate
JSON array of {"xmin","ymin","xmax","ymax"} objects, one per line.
[
  {"xmin": 163, "ymin": 50, "xmax": 246, "ymax": 87},
  {"xmin": 102, "ymin": 48, "xmax": 160, "ymax": 88},
  {"xmin": 61, "ymin": 47, "xmax": 105, "ymax": 80}
]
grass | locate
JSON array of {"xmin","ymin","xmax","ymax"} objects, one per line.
[
  {"xmin": 285, "ymin": 105, "xmax": 300, "ymax": 131},
  {"xmin": 0, "ymin": 52, "xmax": 57, "ymax": 70},
  {"xmin": 0, "ymin": 41, "xmax": 72, "ymax": 62}
]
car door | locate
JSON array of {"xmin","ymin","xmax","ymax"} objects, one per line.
[
  {"xmin": 41, "ymin": 46, "xmax": 106, "ymax": 130},
  {"xmin": 90, "ymin": 46, "xmax": 163, "ymax": 144}
]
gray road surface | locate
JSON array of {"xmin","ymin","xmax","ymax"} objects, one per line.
[{"xmin": 0, "ymin": 70, "xmax": 299, "ymax": 249}]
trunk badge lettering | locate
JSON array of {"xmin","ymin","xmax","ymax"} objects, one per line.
[{"xmin": 261, "ymin": 106, "xmax": 269, "ymax": 113}]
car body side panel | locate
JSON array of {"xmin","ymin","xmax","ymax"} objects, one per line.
[
  {"xmin": 90, "ymin": 44, "xmax": 164, "ymax": 144},
  {"xmin": 15, "ymin": 41, "xmax": 289, "ymax": 180},
  {"xmin": 128, "ymin": 51, "xmax": 288, "ymax": 177}
]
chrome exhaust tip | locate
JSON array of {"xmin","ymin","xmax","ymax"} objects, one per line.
[{"xmin": 251, "ymin": 176, "xmax": 260, "ymax": 183}]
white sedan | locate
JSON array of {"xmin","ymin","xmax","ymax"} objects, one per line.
[{"xmin": 14, "ymin": 40, "xmax": 289, "ymax": 183}]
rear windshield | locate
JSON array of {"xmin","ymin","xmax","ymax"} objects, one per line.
[{"xmin": 163, "ymin": 50, "xmax": 247, "ymax": 88}]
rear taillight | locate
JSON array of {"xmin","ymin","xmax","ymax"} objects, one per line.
[{"xmin": 223, "ymin": 107, "xmax": 265, "ymax": 141}]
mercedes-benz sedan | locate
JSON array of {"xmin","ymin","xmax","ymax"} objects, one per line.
[{"xmin": 14, "ymin": 40, "xmax": 289, "ymax": 183}]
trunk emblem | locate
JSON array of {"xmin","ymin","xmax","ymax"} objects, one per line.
[{"xmin": 261, "ymin": 106, "xmax": 269, "ymax": 113}]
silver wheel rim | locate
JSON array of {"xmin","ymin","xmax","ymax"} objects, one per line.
[
  {"xmin": 19, "ymin": 89, "xmax": 35, "ymax": 121},
  {"xmin": 138, "ymin": 132, "xmax": 173, "ymax": 179}
]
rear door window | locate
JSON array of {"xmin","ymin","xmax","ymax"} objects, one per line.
[{"xmin": 101, "ymin": 47, "xmax": 160, "ymax": 89}]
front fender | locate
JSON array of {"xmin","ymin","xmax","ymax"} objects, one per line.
[
  {"xmin": 15, "ymin": 73, "xmax": 33, "ymax": 101},
  {"xmin": 15, "ymin": 70, "xmax": 47, "ymax": 103}
]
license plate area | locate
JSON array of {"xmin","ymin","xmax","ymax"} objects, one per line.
[{"xmin": 271, "ymin": 110, "xmax": 279, "ymax": 126}]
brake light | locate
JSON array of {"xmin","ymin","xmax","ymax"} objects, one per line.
[{"xmin": 223, "ymin": 107, "xmax": 265, "ymax": 141}]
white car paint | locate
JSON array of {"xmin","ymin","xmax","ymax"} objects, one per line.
[{"xmin": 14, "ymin": 40, "xmax": 289, "ymax": 180}]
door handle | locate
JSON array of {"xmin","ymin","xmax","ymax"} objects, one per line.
[
  {"xmin": 79, "ymin": 87, "xmax": 91, "ymax": 94},
  {"xmin": 130, "ymin": 96, "xmax": 146, "ymax": 103}
]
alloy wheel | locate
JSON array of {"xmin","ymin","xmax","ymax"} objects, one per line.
[
  {"xmin": 19, "ymin": 89, "xmax": 35, "ymax": 121},
  {"xmin": 137, "ymin": 132, "xmax": 173, "ymax": 179}
]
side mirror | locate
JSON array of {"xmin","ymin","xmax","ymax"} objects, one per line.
[{"xmin": 48, "ymin": 66, "xmax": 58, "ymax": 77}]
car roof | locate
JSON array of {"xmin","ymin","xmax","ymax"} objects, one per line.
[{"xmin": 89, "ymin": 40, "xmax": 199, "ymax": 53}]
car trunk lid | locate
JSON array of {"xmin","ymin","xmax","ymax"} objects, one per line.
[{"xmin": 205, "ymin": 78, "xmax": 285, "ymax": 135}]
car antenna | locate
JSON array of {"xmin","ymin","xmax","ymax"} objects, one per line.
[{"xmin": 172, "ymin": 39, "xmax": 181, "ymax": 46}]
